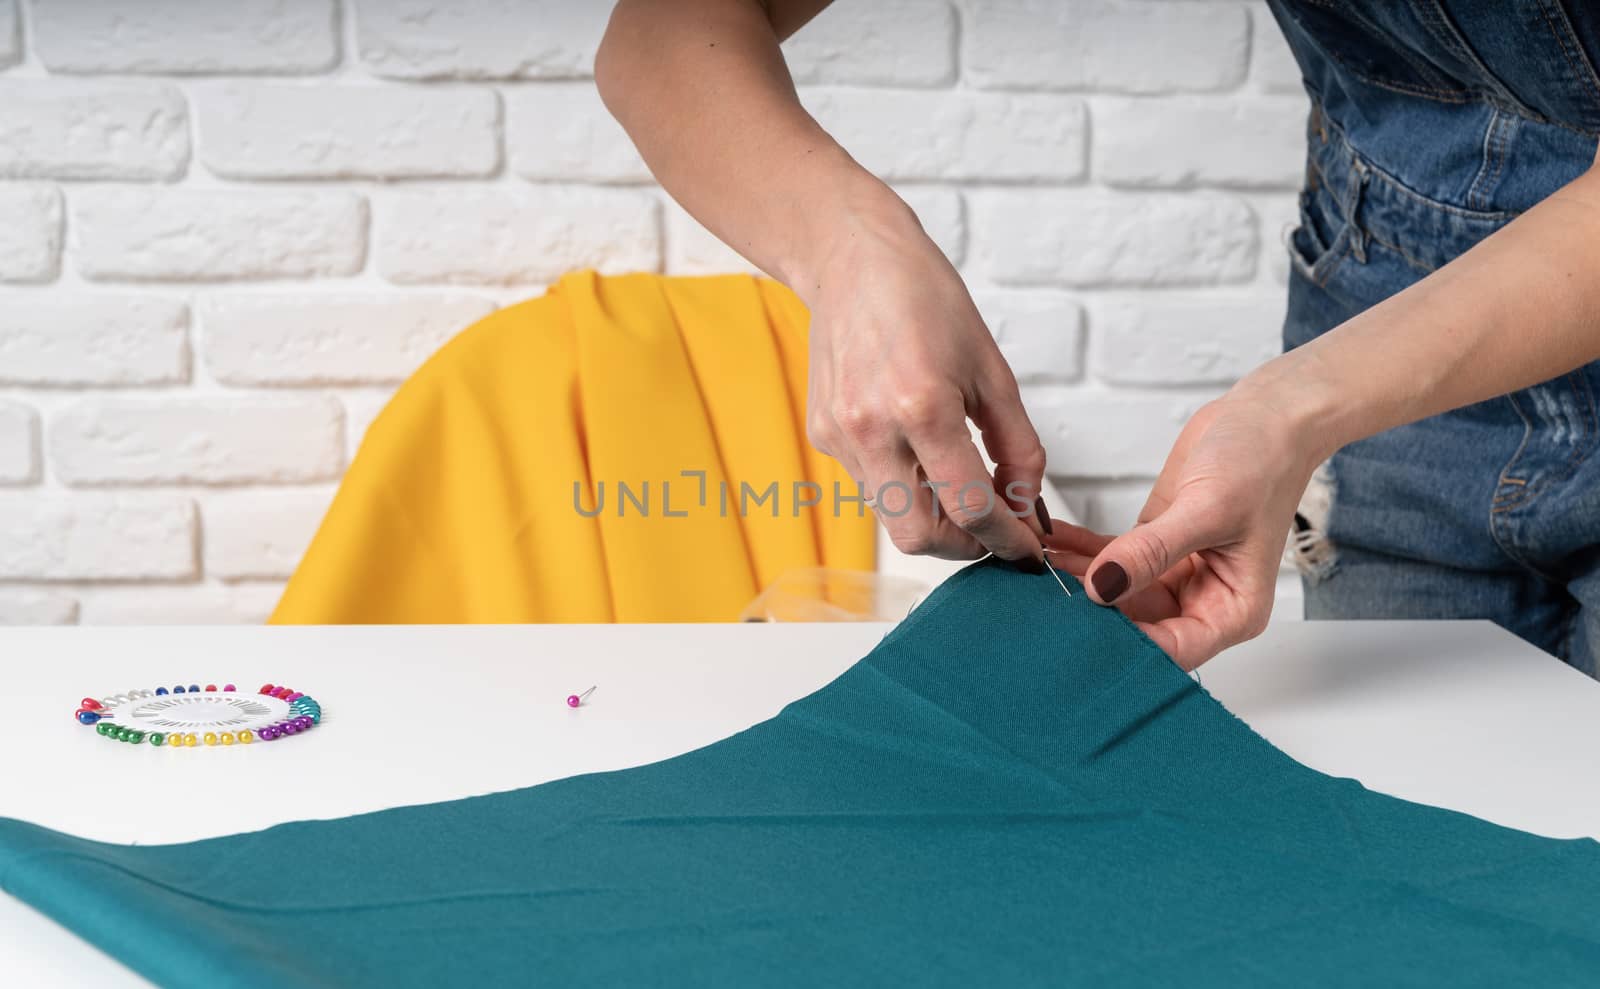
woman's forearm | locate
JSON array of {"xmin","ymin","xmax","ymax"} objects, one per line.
[
  {"xmin": 1245, "ymin": 160, "xmax": 1600, "ymax": 461},
  {"xmin": 596, "ymin": 0, "xmax": 907, "ymax": 292}
]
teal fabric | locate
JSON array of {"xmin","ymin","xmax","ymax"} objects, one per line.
[{"xmin": 4, "ymin": 560, "xmax": 1599, "ymax": 986}]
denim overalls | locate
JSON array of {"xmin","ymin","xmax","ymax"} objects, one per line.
[{"xmin": 1266, "ymin": 1, "xmax": 1600, "ymax": 674}]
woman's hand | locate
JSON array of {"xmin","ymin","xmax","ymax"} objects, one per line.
[
  {"xmin": 599, "ymin": 2, "xmax": 1047, "ymax": 565},
  {"xmin": 800, "ymin": 193, "xmax": 1048, "ymax": 566},
  {"xmin": 1043, "ymin": 379, "xmax": 1325, "ymax": 669}
]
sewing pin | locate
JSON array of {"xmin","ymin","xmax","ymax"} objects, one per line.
[{"xmin": 566, "ymin": 686, "xmax": 597, "ymax": 709}]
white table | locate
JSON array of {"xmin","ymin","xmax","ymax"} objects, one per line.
[{"xmin": 4, "ymin": 619, "xmax": 1599, "ymax": 986}]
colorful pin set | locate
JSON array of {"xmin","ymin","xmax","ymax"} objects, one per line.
[{"xmin": 75, "ymin": 682, "xmax": 323, "ymax": 749}]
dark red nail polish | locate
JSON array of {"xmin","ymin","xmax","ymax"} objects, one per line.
[
  {"xmin": 1092, "ymin": 561, "xmax": 1128, "ymax": 602},
  {"xmin": 1015, "ymin": 554, "xmax": 1045, "ymax": 575},
  {"xmin": 1034, "ymin": 496, "xmax": 1053, "ymax": 536}
]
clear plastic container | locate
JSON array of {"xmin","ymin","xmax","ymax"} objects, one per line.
[{"xmin": 738, "ymin": 568, "xmax": 931, "ymax": 622}]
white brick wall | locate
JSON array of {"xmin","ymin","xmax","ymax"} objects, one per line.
[
  {"xmin": 0, "ymin": 184, "xmax": 62, "ymax": 281},
  {"xmin": 32, "ymin": 0, "xmax": 340, "ymax": 75},
  {"xmin": 0, "ymin": 589, "xmax": 77, "ymax": 624},
  {"xmin": 0, "ymin": 296, "xmax": 189, "ymax": 385},
  {"xmin": 804, "ymin": 89, "xmax": 1088, "ymax": 181},
  {"xmin": 506, "ymin": 83, "xmax": 650, "ymax": 183},
  {"xmin": 202, "ymin": 488, "xmax": 338, "ymax": 580},
  {"xmin": 73, "ymin": 189, "xmax": 369, "ymax": 281},
  {"xmin": 51, "ymin": 395, "xmax": 346, "ymax": 485},
  {"xmin": 1090, "ymin": 294, "xmax": 1285, "ymax": 385},
  {"xmin": 199, "ymin": 294, "xmax": 498, "ymax": 386},
  {"xmin": 352, "ymin": 0, "xmax": 610, "ymax": 80},
  {"xmin": 376, "ymin": 187, "xmax": 659, "ymax": 284},
  {"xmin": 973, "ymin": 190, "xmax": 1258, "ymax": 286},
  {"xmin": 0, "ymin": 81, "xmax": 189, "ymax": 179},
  {"xmin": 962, "ymin": 0, "xmax": 1250, "ymax": 93},
  {"xmin": 0, "ymin": 399, "xmax": 39, "ymax": 483},
  {"xmin": 1093, "ymin": 96, "xmax": 1305, "ymax": 188},
  {"xmin": 196, "ymin": 83, "xmax": 502, "ymax": 179},
  {"xmin": 0, "ymin": 495, "xmax": 196, "ymax": 580},
  {"xmin": 0, "ymin": 0, "xmax": 1307, "ymax": 624}
]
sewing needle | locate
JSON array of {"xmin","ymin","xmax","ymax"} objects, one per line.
[{"xmin": 1041, "ymin": 550, "xmax": 1073, "ymax": 597}]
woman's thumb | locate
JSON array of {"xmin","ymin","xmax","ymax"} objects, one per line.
[{"xmin": 1085, "ymin": 498, "xmax": 1222, "ymax": 605}]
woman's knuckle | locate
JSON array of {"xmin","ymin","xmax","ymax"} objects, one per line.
[
  {"xmin": 891, "ymin": 388, "xmax": 944, "ymax": 431},
  {"xmin": 1017, "ymin": 441, "xmax": 1047, "ymax": 476},
  {"xmin": 805, "ymin": 415, "xmax": 837, "ymax": 453},
  {"xmin": 833, "ymin": 402, "xmax": 880, "ymax": 441},
  {"xmin": 949, "ymin": 504, "xmax": 993, "ymax": 534}
]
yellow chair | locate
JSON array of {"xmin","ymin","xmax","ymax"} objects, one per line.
[{"xmin": 271, "ymin": 271, "xmax": 874, "ymax": 625}]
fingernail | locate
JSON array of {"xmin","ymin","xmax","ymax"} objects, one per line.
[
  {"xmin": 1091, "ymin": 561, "xmax": 1128, "ymax": 603},
  {"xmin": 1034, "ymin": 496, "xmax": 1053, "ymax": 536},
  {"xmin": 1015, "ymin": 553, "xmax": 1045, "ymax": 575}
]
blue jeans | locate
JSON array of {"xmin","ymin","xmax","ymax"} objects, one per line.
[{"xmin": 1269, "ymin": 1, "xmax": 1600, "ymax": 675}]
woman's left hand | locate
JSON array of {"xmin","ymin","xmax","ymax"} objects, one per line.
[{"xmin": 1042, "ymin": 383, "xmax": 1326, "ymax": 670}]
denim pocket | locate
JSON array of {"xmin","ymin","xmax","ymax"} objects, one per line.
[{"xmin": 1285, "ymin": 187, "xmax": 1353, "ymax": 286}]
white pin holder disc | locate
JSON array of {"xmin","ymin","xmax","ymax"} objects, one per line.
[{"xmin": 118, "ymin": 692, "xmax": 292, "ymax": 735}]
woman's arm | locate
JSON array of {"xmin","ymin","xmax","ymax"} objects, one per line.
[
  {"xmin": 1249, "ymin": 150, "xmax": 1600, "ymax": 463},
  {"xmin": 597, "ymin": 0, "xmax": 1050, "ymax": 568},
  {"xmin": 596, "ymin": 0, "xmax": 850, "ymax": 286},
  {"xmin": 1059, "ymin": 150, "xmax": 1600, "ymax": 668}
]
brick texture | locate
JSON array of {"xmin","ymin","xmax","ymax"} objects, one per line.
[
  {"xmin": 377, "ymin": 188, "xmax": 660, "ymax": 285},
  {"xmin": 1093, "ymin": 97, "xmax": 1306, "ymax": 188},
  {"xmin": 0, "ymin": 82, "xmax": 189, "ymax": 180},
  {"xmin": 202, "ymin": 488, "xmax": 335, "ymax": 580},
  {"xmin": 1252, "ymin": 11, "xmax": 1306, "ymax": 93},
  {"xmin": 0, "ymin": 399, "xmax": 39, "ymax": 484},
  {"xmin": 973, "ymin": 190, "xmax": 1258, "ymax": 286},
  {"xmin": 0, "ymin": 495, "xmax": 197, "ymax": 580},
  {"xmin": 79, "ymin": 585, "xmax": 282, "ymax": 625},
  {"xmin": 196, "ymin": 84, "xmax": 500, "ymax": 179},
  {"xmin": 73, "ymin": 190, "xmax": 368, "ymax": 281},
  {"xmin": 1091, "ymin": 294, "xmax": 1286, "ymax": 385},
  {"xmin": 51, "ymin": 397, "xmax": 345, "ymax": 485},
  {"xmin": 0, "ymin": 185, "xmax": 63, "ymax": 283},
  {"xmin": 0, "ymin": 296, "xmax": 190, "ymax": 386},
  {"xmin": 963, "ymin": 0, "xmax": 1249, "ymax": 93},
  {"xmin": 506, "ymin": 83, "xmax": 650, "ymax": 183},
  {"xmin": 354, "ymin": 0, "xmax": 610, "ymax": 80},
  {"xmin": 784, "ymin": 0, "xmax": 957, "ymax": 87},
  {"xmin": 0, "ymin": 591, "xmax": 79, "ymax": 625},
  {"xmin": 32, "ymin": 0, "xmax": 338, "ymax": 75},
  {"xmin": 1027, "ymin": 390, "xmax": 1219, "ymax": 478},
  {"xmin": 804, "ymin": 89, "xmax": 1087, "ymax": 181},
  {"xmin": 200, "ymin": 294, "xmax": 497, "ymax": 385},
  {"xmin": 973, "ymin": 291, "xmax": 1086, "ymax": 384}
]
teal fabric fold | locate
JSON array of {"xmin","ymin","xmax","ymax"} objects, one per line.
[{"xmin": 4, "ymin": 560, "xmax": 1599, "ymax": 986}]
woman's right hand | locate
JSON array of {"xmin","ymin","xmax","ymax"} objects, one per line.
[
  {"xmin": 599, "ymin": 2, "xmax": 1048, "ymax": 566},
  {"xmin": 797, "ymin": 191, "xmax": 1049, "ymax": 567}
]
